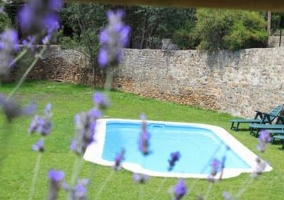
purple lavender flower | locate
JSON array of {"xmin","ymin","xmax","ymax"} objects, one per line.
[
  {"xmin": 48, "ymin": 169, "xmax": 64, "ymax": 182},
  {"xmin": 49, "ymin": 0, "xmax": 63, "ymax": 10},
  {"xmin": 168, "ymin": 151, "xmax": 181, "ymax": 171},
  {"xmin": 0, "ymin": 29, "xmax": 19, "ymax": 78},
  {"xmin": 257, "ymin": 129, "xmax": 271, "ymax": 153},
  {"xmin": 173, "ymin": 179, "xmax": 188, "ymax": 200},
  {"xmin": 223, "ymin": 191, "xmax": 234, "ymax": 200},
  {"xmin": 113, "ymin": 148, "xmax": 125, "ymax": 170},
  {"xmin": 47, "ymin": 169, "xmax": 65, "ymax": 200},
  {"xmin": 0, "ymin": 29, "xmax": 19, "ymax": 51},
  {"xmin": 98, "ymin": 9, "xmax": 130, "ymax": 67},
  {"xmin": 74, "ymin": 179, "xmax": 88, "ymax": 199},
  {"xmin": 70, "ymin": 139, "xmax": 76, "ymax": 152},
  {"xmin": 22, "ymin": 35, "xmax": 37, "ymax": 50},
  {"xmin": 18, "ymin": 0, "xmax": 62, "ymax": 42},
  {"xmin": 138, "ymin": 130, "xmax": 151, "ymax": 155},
  {"xmin": 93, "ymin": 92, "xmax": 110, "ymax": 109},
  {"xmin": 28, "ymin": 103, "xmax": 52, "ymax": 136},
  {"xmin": 88, "ymin": 108, "xmax": 102, "ymax": 119},
  {"xmin": 72, "ymin": 113, "xmax": 90, "ymax": 155},
  {"xmin": 98, "ymin": 48, "xmax": 108, "ymax": 66},
  {"xmin": 210, "ymin": 158, "xmax": 220, "ymax": 176},
  {"xmin": 138, "ymin": 114, "xmax": 151, "ymax": 155},
  {"xmin": 44, "ymin": 103, "xmax": 52, "ymax": 114},
  {"xmin": 62, "ymin": 179, "xmax": 89, "ymax": 200},
  {"xmin": 208, "ymin": 158, "xmax": 221, "ymax": 182},
  {"xmin": 0, "ymin": 94, "xmax": 36, "ymax": 122},
  {"xmin": 72, "ymin": 109, "xmax": 99, "ymax": 155},
  {"xmin": 133, "ymin": 173, "xmax": 149, "ymax": 184},
  {"xmin": 251, "ymin": 157, "xmax": 268, "ymax": 178},
  {"xmin": 32, "ymin": 138, "xmax": 44, "ymax": 152},
  {"xmin": 22, "ymin": 102, "xmax": 37, "ymax": 115}
]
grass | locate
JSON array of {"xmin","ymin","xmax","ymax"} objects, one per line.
[{"xmin": 0, "ymin": 80, "xmax": 284, "ymax": 199}]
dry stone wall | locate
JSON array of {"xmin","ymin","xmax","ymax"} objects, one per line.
[
  {"xmin": 13, "ymin": 46, "xmax": 105, "ymax": 86},
  {"xmin": 14, "ymin": 46, "xmax": 284, "ymax": 118},
  {"xmin": 114, "ymin": 48, "xmax": 284, "ymax": 118}
]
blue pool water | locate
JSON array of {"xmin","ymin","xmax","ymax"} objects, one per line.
[{"xmin": 102, "ymin": 121, "xmax": 250, "ymax": 175}]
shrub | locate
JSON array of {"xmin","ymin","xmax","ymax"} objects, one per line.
[
  {"xmin": 195, "ymin": 9, "xmax": 267, "ymax": 50},
  {"xmin": 0, "ymin": 9, "xmax": 12, "ymax": 33}
]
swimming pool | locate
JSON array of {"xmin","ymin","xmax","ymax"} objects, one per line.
[{"xmin": 83, "ymin": 119, "xmax": 272, "ymax": 179}]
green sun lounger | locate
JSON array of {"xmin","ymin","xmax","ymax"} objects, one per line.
[
  {"xmin": 230, "ymin": 105, "xmax": 283, "ymax": 131},
  {"xmin": 249, "ymin": 118, "xmax": 284, "ymax": 137},
  {"xmin": 265, "ymin": 128, "xmax": 284, "ymax": 148}
]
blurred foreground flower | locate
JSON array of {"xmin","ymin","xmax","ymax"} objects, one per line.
[
  {"xmin": 113, "ymin": 148, "xmax": 125, "ymax": 170},
  {"xmin": 93, "ymin": 92, "xmax": 110, "ymax": 109},
  {"xmin": 138, "ymin": 114, "xmax": 151, "ymax": 155},
  {"xmin": 133, "ymin": 173, "xmax": 149, "ymax": 184},
  {"xmin": 223, "ymin": 191, "xmax": 235, "ymax": 200},
  {"xmin": 171, "ymin": 179, "xmax": 188, "ymax": 200},
  {"xmin": 208, "ymin": 158, "xmax": 221, "ymax": 182},
  {"xmin": 47, "ymin": 169, "xmax": 65, "ymax": 200},
  {"xmin": 257, "ymin": 129, "xmax": 271, "ymax": 153},
  {"xmin": 62, "ymin": 179, "xmax": 89, "ymax": 200},
  {"xmin": 98, "ymin": 10, "xmax": 130, "ymax": 67},
  {"xmin": 71, "ymin": 109, "xmax": 101, "ymax": 155},
  {"xmin": 0, "ymin": 93, "xmax": 36, "ymax": 122},
  {"xmin": 251, "ymin": 157, "xmax": 268, "ymax": 178},
  {"xmin": 168, "ymin": 151, "xmax": 181, "ymax": 171},
  {"xmin": 18, "ymin": 0, "xmax": 62, "ymax": 41},
  {"xmin": 0, "ymin": 29, "xmax": 19, "ymax": 79},
  {"xmin": 29, "ymin": 103, "xmax": 52, "ymax": 136},
  {"xmin": 32, "ymin": 138, "xmax": 44, "ymax": 152}
]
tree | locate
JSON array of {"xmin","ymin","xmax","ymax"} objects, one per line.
[
  {"xmin": 194, "ymin": 9, "xmax": 267, "ymax": 50},
  {"xmin": 270, "ymin": 12, "xmax": 284, "ymax": 34},
  {"xmin": 58, "ymin": 3, "xmax": 110, "ymax": 86},
  {"xmin": 173, "ymin": 14, "xmax": 199, "ymax": 50},
  {"xmin": 124, "ymin": 6, "xmax": 195, "ymax": 49}
]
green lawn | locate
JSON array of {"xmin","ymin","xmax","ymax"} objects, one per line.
[{"xmin": 0, "ymin": 81, "xmax": 283, "ymax": 199}]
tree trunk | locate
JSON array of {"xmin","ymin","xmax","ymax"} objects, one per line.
[{"xmin": 267, "ymin": 11, "xmax": 271, "ymax": 36}]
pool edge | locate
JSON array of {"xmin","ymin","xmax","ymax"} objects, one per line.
[{"xmin": 83, "ymin": 118, "xmax": 272, "ymax": 179}]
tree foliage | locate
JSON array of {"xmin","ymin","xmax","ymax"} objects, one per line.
[
  {"xmin": 57, "ymin": 3, "xmax": 111, "ymax": 85},
  {"xmin": 0, "ymin": 5, "xmax": 12, "ymax": 33},
  {"xmin": 173, "ymin": 16, "xmax": 199, "ymax": 49},
  {"xmin": 194, "ymin": 9, "xmax": 267, "ymax": 50},
  {"xmin": 270, "ymin": 12, "xmax": 284, "ymax": 34},
  {"xmin": 2, "ymin": 3, "xmax": 275, "ymax": 51},
  {"xmin": 124, "ymin": 6, "xmax": 195, "ymax": 49},
  {"xmin": 58, "ymin": 3, "xmax": 108, "ymax": 55}
]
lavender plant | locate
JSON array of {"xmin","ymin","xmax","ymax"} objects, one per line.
[
  {"xmin": 173, "ymin": 179, "xmax": 188, "ymax": 200},
  {"xmin": 47, "ymin": 170, "xmax": 65, "ymax": 200},
  {"xmin": 51, "ymin": 9, "xmax": 131, "ymax": 200},
  {"xmin": 168, "ymin": 151, "xmax": 181, "ymax": 171},
  {"xmin": 0, "ymin": 29, "xmax": 19, "ymax": 79},
  {"xmin": 28, "ymin": 103, "xmax": 53, "ymax": 200},
  {"xmin": 98, "ymin": 9, "xmax": 130, "ymax": 90}
]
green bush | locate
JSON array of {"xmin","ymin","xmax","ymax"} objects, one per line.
[
  {"xmin": 173, "ymin": 20, "xmax": 200, "ymax": 50},
  {"xmin": 0, "ymin": 11, "xmax": 12, "ymax": 33},
  {"xmin": 224, "ymin": 12, "xmax": 267, "ymax": 50},
  {"xmin": 195, "ymin": 9, "xmax": 267, "ymax": 50}
]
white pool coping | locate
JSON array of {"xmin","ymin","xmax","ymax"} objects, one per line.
[{"xmin": 83, "ymin": 118, "xmax": 272, "ymax": 179}]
